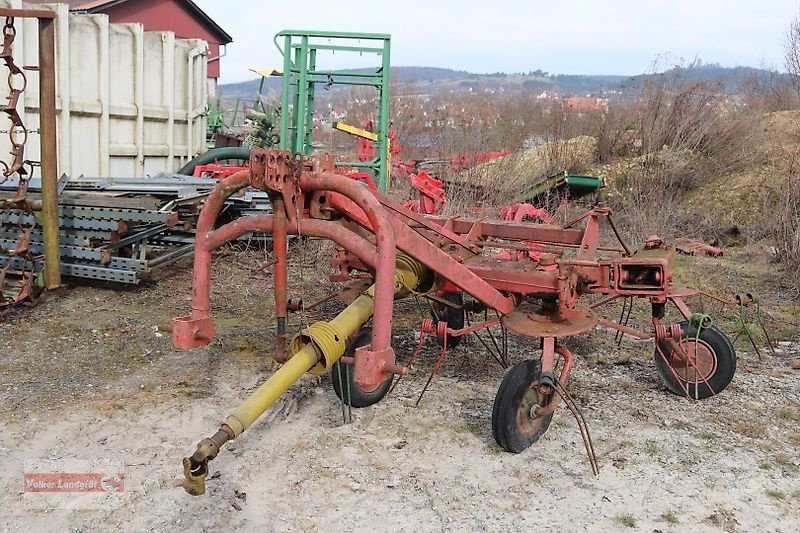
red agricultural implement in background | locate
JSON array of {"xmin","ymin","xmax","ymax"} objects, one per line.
[{"xmin": 166, "ymin": 149, "xmax": 750, "ymax": 495}]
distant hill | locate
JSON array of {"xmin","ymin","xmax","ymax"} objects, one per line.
[
  {"xmin": 219, "ymin": 64, "xmax": 786, "ymax": 100},
  {"xmin": 620, "ymin": 64, "xmax": 782, "ymax": 92}
]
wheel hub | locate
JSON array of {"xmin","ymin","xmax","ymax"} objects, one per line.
[
  {"xmin": 517, "ymin": 386, "xmax": 549, "ymax": 438},
  {"xmin": 674, "ymin": 339, "xmax": 717, "ymax": 383}
]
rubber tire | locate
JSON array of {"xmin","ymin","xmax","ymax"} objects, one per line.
[
  {"xmin": 654, "ymin": 322, "xmax": 736, "ymax": 399},
  {"xmin": 432, "ymin": 292, "xmax": 465, "ymax": 348},
  {"xmin": 492, "ymin": 359, "xmax": 553, "ymax": 453},
  {"xmin": 330, "ymin": 328, "xmax": 393, "ymax": 408}
]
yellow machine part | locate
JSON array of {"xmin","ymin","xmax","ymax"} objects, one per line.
[{"xmin": 223, "ymin": 252, "xmax": 427, "ymax": 438}]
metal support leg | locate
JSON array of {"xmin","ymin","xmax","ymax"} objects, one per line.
[{"xmin": 38, "ymin": 17, "xmax": 60, "ymax": 289}]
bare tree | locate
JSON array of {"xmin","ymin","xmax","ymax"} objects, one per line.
[{"xmin": 785, "ymin": 9, "xmax": 800, "ymax": 95}]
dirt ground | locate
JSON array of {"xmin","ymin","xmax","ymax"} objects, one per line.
[{"xmin": 0, "ymin": 249, "xmax": 798, "ymax": 532}]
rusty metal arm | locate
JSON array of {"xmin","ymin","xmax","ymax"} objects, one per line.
[{"xmin": 327, "ymin": 191, "xmax": 516, "ymax": 314}]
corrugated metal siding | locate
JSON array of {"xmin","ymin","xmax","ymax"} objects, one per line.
[{"xmin": 0, "ymin": 0, "xmax": 208, "ymax": 178}]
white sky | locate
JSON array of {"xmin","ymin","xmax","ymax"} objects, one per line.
[{"xmin": 197, "ymin": 0, "xmax": 800, "ymax": 84}]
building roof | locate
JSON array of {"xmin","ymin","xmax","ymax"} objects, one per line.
[{"xmin": 28, "ymin": 0, "xmax": 232, "ymax": 44}]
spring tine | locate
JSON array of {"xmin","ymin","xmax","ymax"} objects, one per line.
[
  {"xmin": 614, "ymin": 298, "xmax": 628, "ymax": 345},
  {"xmin": 389, "ymin": 324, "xmax": 427, "ymax": 394},
  {"xmin": 755, "ymin": 304, "xmax": 776, "ymax": 356},
  {"xmin": 415, "ymin": 337, "xmax": 447, "ymax": 407},
  {"xmin": 554, "ymin": 380, "xmax": 599, "ymax": 475}
]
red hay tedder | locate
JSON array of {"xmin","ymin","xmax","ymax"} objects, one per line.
[{"xmin": 166, "ymin": 149, "xmax": 746, "ymax": 495}]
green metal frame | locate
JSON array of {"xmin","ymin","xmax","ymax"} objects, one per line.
[
  {"xmin": 274, "ymin": 30, "xmax": 392, "ymax": 192},
  {"xmin": 521, "ymin": 171, "xmax": 604, "ymax": 202}
]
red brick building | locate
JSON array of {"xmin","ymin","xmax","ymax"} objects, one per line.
[{"xmin": 32, "ymin": 0, "xmax": 232, "ymax": 91}]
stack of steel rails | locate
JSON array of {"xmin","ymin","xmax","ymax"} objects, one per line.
[{"xmin": 0, "ymin": 174, "xmax": 272, "ymax": 285}]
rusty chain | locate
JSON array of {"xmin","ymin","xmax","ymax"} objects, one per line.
[
  {"xmin": 0, "ymin": 16, "xmax": 32, "ymax": 181},
  {"xmin": 0, "ymin": 16, "xmax": 40, "ymax": 311}
]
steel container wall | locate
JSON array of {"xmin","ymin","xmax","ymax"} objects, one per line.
[{"xmin": 0, "ymin": 0, "xmax": 208, "ymax": 178}]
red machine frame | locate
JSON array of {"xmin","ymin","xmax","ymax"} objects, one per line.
[{"xmin": 170, "ymin": 148, "xmax": 740, "ymax": 493}]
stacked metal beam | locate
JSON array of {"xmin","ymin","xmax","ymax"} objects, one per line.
[{"xmin": 0, "ymin": 174, "xmax": 271, "ymax": 285}]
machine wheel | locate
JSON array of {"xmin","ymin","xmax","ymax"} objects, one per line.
[
  {"xmin": 331, "ymin": 327, "xmax": 393, "ymax": 408},
  {"xmin": 654, "ymin": 322, "xmax": 736, "ymax": 399},
  {"xmin": 432, "ymin": 292, "xmax": 465, "ymax": 348},
  {"xmin": 492, "ymin": 359, "xmax": 553, "ymax": 453}
]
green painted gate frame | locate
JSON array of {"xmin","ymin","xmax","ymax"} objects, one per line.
[{"xmin": 274, "ymin": 30, "xmax": 392, "ymax": 192}]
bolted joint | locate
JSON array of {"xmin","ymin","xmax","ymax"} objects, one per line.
[
  {"xmin": 354, "ymin": 345, "xmax": 397, "ymax": 392},
  {"xmin": 248, "ymin": 148, "xmax": 301, "ymax": 223},
  {"xmin": 171, "ymin": 316, "xmax": 214, "ymax": 350}
]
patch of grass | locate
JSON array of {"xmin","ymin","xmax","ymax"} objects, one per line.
[
  {"xmin": 661, "ymin": 510, "xmax": 679, "ymax": 524},
  {"xmin": 788, "ymin": 432, "xmax": 800, "ymax": 445},
  {"xmin": 706, "ymin": 507, "xmax": 737, "ymax": 532},
  {"xmin": 777, "ymin": 408, "xmax": 799, "ymax": 422},
  {"xmin": 766, "ymin": 369, "xmax": 792, "ymax": 379},
  {"xmin": 454, "ymin": 422, "xmax": 476, "ymax": 434},
  {"xmin": 731, "ymin": 420, "xmax": 767, "ymax": 438},
  {"xmin": 487, "ymin": 443, "xmax": 503, "ymax": 455},
  {"xmin": 617, "ymin": 377, "xmax": 634, "ymax": 388},
  {"xmin": 615, "ymin": 514, "xmax": 637, "ymax": 528},
  {"xmin": 759, "ymin": 462, "xmax": 772, "ymax": 470},
  {"xmin": 645, "ymin": 440, "xmax": 659, "ymax": 456},
  {"xmin": 766, "ymin": 489, "xmax": 786, "ymax": 500}
]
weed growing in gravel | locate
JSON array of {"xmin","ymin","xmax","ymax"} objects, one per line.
[
  {"xmin": 706, "ymin": 507, "xmax": 738, "ymax": 531},
  {"xmin": 487, "ymin": 443, "xmax": 503, "ymax": 455},
  {"xmin": 766, "ymin": 489, "xmax": 786, "ymax": 500},
  {"xmin": 731, "ymin": 420, "xmax": 767, "ymax": 438},
  {"xmin": 777, "ymin": 408, "xmax": 799, "ymax": 421},
  {"xmin": 615, "ymin": 514, "xmax": 637, "ymax": 528},
  {"xmin": 645, "ymin": 440, "xmax": 659, "ymax": 456},
  {"xmin": 661, "ymin": 510, "xmax": 679, "ymax": 524},
  {"xmin": 454, "ymin": 422, "xmax": 476, "ymax": 433}
]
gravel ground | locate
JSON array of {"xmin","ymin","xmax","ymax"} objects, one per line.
[{"xmin": 0, "ymin": 251, "xmax": 798, "ymax": 532}]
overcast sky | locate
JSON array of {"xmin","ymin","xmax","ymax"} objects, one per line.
[{"xmin": 199, "ymin": 0, "xmax": 800, "ymax": 84}]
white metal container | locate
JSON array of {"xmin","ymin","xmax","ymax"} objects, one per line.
[{"xmin": 0, "ymin": 0, "xmax": 208, "ymax": 179}]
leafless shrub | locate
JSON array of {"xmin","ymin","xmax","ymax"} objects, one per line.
[
  {"xmin": 635, "ymin": 66, "xmax": 759, "ymax": 180},
  {"xmin": 773, "ymin": 175, "xmax": 800, "ymax": 278},
  {"xmin": 596, "ymin": 102, "xmax": 636, "ymax": 163},
  {"xmin": 742, "ymin": 70, "xmax": 799, "ymax": 112},
  {"xmin": 608, "ymin": 151, "xmax": 693, "ymax": 243},
  {"xmin": 609, "ymin": 62, "xmax": 763, "ymax": 239}
]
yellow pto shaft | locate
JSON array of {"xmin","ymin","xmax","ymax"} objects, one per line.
[{"xmin": 179, "ymin": 253, "xmax": 428, "ymax": 495}]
